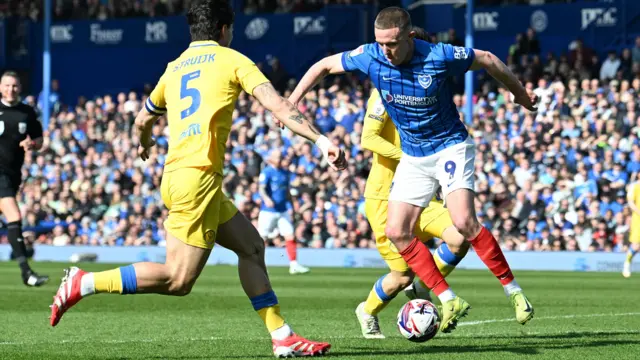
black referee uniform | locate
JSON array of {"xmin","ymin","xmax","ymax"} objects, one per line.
[
  {"xmin": 0, "ymin": 102, "xmax": 42, "ymax": 195},
  {"xmin": 0, "ymin": 100, "xmax": 48, "ymax": 286}
]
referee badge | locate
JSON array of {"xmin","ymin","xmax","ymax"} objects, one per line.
[{"xmin": 18, "ymin": 122, "xmax": 27, "ymax": 134}]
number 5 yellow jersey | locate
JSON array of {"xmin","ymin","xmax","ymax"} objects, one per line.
[{"xmin": 145, "ymin": 40, "xmax": 269, "ymax": 175}]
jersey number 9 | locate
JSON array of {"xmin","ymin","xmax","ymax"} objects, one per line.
[{"xmin": 180, "ymin": 70, "xmax": 202, "ymax": 120}]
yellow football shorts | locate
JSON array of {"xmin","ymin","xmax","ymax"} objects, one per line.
[
  {"xmin": 365, "ymin": 198, "xmax": 453, "ymax": 272},
  {"xmin": 160, "ymin": 167, "xmax": 238, "ymax": 249}
]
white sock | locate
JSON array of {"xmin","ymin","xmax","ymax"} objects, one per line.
[
  {"xmin": 271, "ymin": 323, "xmax": 293, "ymax": 340},
  {"xmin": 290, "ymin": 260, "xmax": 298, "ymax": 267},
  {"xmin": 503, "ymin": 280, "xmax": 522, "ymax": 296},
  {"xmin": 80, "ymin": 273, "xmax": 96, "ymax": 296},
  {"xmin": 437, "ymin": 288, "xmax": 456, "ymax": 303}
]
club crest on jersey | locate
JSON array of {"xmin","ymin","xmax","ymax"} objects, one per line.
[
  {"xmin": 381, "ymin": 90, "xmax": 394, "ymax": 103},
  {"xmin": 418, "ymin": 74, "xmax": 432, "ymax": 89},
  {"xmin": 18, "ymin": 122, "xmax": 26, "ymax": 134}
]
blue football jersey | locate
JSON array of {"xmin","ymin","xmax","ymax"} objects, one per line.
[
  {"xmin": 341, "ymin": 40, "xmax": 474, "ymax": 157},
  {"xmin": 259, "ymin": 165, "xmax": 291, "ymax": 212}
]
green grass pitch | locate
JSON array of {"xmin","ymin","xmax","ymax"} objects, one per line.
[{"xmin": 1, "ymin": 262, "xmax": 640, "ymax": 359}]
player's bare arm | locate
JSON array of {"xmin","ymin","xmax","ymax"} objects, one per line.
[
  {"xmin": 252, "ymin": 82, "xmax": 347, "ymax": 170},
  {"xmin": 469, "ymin": 49, "xmax": 538, "ymax": 111},
  {"xmin": 134, "ymin": 107, "xmax": 159, "ymax": 161},
  {"xmin": 288, "ymin": 53, "xmax": 345, "ymax": 105}
]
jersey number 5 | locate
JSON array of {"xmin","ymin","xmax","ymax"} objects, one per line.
[{"xmin": 180, "ymin": 70, "xmax": 201, "ymax": 120}]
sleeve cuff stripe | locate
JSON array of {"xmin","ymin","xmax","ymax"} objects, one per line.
[
  {"xmin": 145, "ymin": 101, "xmax": 165, "ymax": 116},
  {"xmin": 146, "ymin": 98, "xmax": 166, "ymax": 112}
]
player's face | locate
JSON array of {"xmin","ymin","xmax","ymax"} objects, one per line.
[
  {"xmin": 375, "ymin": 27, "xmax": 413, "ymax": 66},
  {"xmin": 0, "ymin": 75, "xmax": 20, "ymax": 103}
]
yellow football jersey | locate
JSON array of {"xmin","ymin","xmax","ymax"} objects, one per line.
[
  {"xmin": 630, "ymin": 182, "xmax": 640, "ymax": 243},
  {"xmin": 362, "ymin": 89, "xmax": 403, "ymax": 200},
  {"xmin": 146, "ymin": 40, "xmax": 269, "ymax": 175}
]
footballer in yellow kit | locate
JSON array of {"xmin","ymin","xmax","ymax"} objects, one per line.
[
  {"xmin": 624, "ymin": 178, "xmax": 640, "ymax": 277},
  {"xmin": 50, "ymin": 1, "xmax": 343, "ymax": 357},
  {"xmin": 355, "ymin": 88, "xmax": 470, "ymax": 339},
  {"xmin": 148, "ymin": 42, "xmax": 264, "ymax": 249}
]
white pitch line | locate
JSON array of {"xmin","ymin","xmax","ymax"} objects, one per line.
[
  {"xmin": 1, "ymin": 312, "xmax": 639, "ymax": 346},
  {"xmin": 458, "ymin": 311, "xmax": 640, "ymax": 326}
]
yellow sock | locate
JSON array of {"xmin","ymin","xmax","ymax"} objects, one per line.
[
  {"xmin": 434, "ymin": 243, "xmax": 465, "ymax": 278},
  {"xmin": 434, "ymin": 256, "xmax": 456, "ymax": 278},
  {"xmin": 627, "ymin": 249, "xmax": 637, "ymax": 263},
  {"xmin": 364, "ymin": 288, "xmax": 391, "ymax": 315},
  {"xmin": 93, "ymin": 268, "xmax": 124, "ymax": 294},
  {"xmin": 257, "ymin": 305, "xmax": 286, "ymax": 333},
  {"xmin": 364, "ymin": 275, "xmax": 393, "ymax": 316}
]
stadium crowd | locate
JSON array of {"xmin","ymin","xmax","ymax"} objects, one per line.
[
  {"xmin": 0, "ymin": 0, "xmax": 598, "ymax": 20},
  {"xmin": 4, "ymin": 24, "xmax": 640, "ymax": 254}
]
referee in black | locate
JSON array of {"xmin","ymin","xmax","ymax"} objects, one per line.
[{"xmin": 0, "ymin": 71, "xmax": 48, "ymax": 286}]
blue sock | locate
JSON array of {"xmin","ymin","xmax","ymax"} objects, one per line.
[
  {"xmin": 250, "ymin": 290, "xmax": 279, "ymax": 311},
  {"xmin": 436, "ymin": 243, "xmax": 464, "ymax": 266},
  {"xmin": 374, "ymin": 275, "xmax": 395, "ymax": 302},
  {"xmin": 119, "ymin": 265, "xmax": 138, "ymax": 294}
]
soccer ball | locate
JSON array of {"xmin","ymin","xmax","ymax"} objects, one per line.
[{"xmin": 396, "ymin": 299, "xmax": 440, "ymax": 342}]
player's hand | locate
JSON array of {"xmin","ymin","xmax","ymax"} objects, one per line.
[
  {"xmin": 513, "ymin": 89, "xmax": 539, "ymax": 112},
  {"xmin": 327, "ymin": 146, "xmax": 347, "ymax": 171},
  {"xmin": 19, "ymin": 138, "xmax": 36, "ymax": 151},
  {"xmin": 263, "ymin": 198, "xmax": 275, "ymax": 208},
  {"xmin": 138, "ymin": 138, "xmax": 156, "ymax": 161}
]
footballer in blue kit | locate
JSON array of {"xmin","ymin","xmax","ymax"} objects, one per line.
[
  {"xmin": 258, "ymin": 151, "xmax": 310, "ymax": 274},
  {"xmin": 289, "ymin": 7, "xmax": 538, "ymax": 332}
]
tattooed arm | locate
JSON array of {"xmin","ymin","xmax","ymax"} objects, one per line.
[
  {"xmin": 253, "ymin": 82, "xmax": 322, "ymax": 143},
  {"xmin": 252, "ymin": 82, "xmax": 347, "ymax": 170}
]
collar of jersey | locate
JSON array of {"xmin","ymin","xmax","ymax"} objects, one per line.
[{"xmin": 189, "ymin": 40, "xmax": 219, "ymax": 48}]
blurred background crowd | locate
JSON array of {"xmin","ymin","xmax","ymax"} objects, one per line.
[
  {"xmin": 0, "ymin": 0, "xmax": 607, "ymax": 21},
  {"xmin": 2, "ymin": 0, "xmax": 640, "ymax": 255}
]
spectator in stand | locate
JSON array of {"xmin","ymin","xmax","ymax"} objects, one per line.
[
  {"xmin": 523, "ymin": 28, "xmax": 541, "ymax": 56},
  {"xmin": 600, "ymin": 51, "xmax": 621, "ymax": 82},
  {"xmin": 632, "ymin": 36, "xmax": 640, "ymax": 67}
]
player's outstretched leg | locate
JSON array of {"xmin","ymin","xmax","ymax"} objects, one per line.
[
  {"xmin": 385, "ymin": 200, "xmax": 471, "ymax": 333},
  {"xmin": 50, "ymin": 233, "xmax": 211, "ymax": 326},
  {"xmin": 446, "ymin": 188, "xmax": 534, "ymax": 325},
  {"xmin": 0, "ymin": 197, "xmax": 48, "ymax": 287},
  {"xmin": 623, "ymin": 243, "xmax": 639, "ymax": 278},
  {"xmin": 217, "ymin": 213, "xmax": 330, "ymax": 358}
]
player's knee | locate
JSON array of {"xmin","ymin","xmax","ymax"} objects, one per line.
[
  {"xmin": 167, "ymin": 275, "xmax": 196, "ymax": 296},
  {"xmin": 236, "ymin": 236, "xmax": 265, "ymax": 261},
  {"xmin": 384, "ymin": 226, "xmax": 412, "ymax": 250},
  {"xmin": 451, "ymin": 215, "xmax": 481, "ymax": 239}
]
